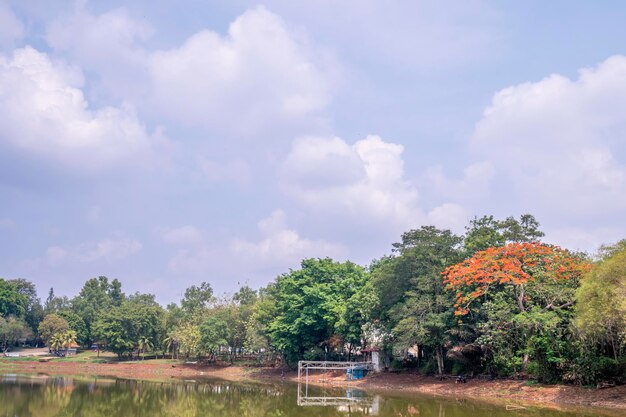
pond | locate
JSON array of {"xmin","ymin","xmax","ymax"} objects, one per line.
[{"xmin": 0, "ymin": 374, "xmax": 613, "ymax": 417}]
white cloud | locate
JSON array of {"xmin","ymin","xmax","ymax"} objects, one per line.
[
  {"xmin": 167, "ymin": 211, "xmax": 344, "ymax": 283},
  {"xmin": 426, "ymin": 203, "xmax": 468, "ymax": 234},
  {"xmin": 0, "ymin": 3, "xmax": 24, "ymax": 49},
  {"xmin": 161, "ymin": 225, "xmax": 202, "ymax": 246},
  {"xmin": 45, "ymin": 6, "xmax": 334, "ymax": 133},
  {"xmin": 46, "ymin": 5, "xmax": 152, "ymax": 98},
  {"xmin": 0, "ymin": 46, "xmax": 166, "ymax": 171},
  {"xmin": 545, "ymin": 227, "xmax": 623, "ymax": 254},
  {"xmin": 196, "ymin": 157, "xmax": 252, "ymax": 185},
  {"xmin": 43, "ymin": 236, "xmax": 142, "ymax": 265},
  {"xmin": 423, "ymin": 161, "xmax": 495, "ymax": 205},
  {"xmin": 148, "ymin": 6, "xmax": 331, "ymax": 131},
  {"xmin": 472, "ymin": 55, "xmax": 626, "ymax": 216},
  {"xmin": 259, "ymin": 0, "xmax": 497, "ymax": 70},
  {"xmin": 282, "ymin": 135, "xmax": 422, "ymax": 233},
  {"xmin": 230, "ymin": 210, "xmax": 344, "ymax": 264}
]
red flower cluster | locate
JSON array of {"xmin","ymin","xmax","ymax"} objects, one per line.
[{"xmin": 442, "ymin": 242, "xmax": 590, "ymax": 316}]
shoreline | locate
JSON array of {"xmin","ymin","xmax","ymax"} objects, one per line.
[{"xmin": 1, "ymin": 358, "xmax": 624, "ymax": 414}]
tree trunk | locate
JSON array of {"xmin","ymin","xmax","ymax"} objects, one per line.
[
  {"xmin": 517, "ymin": 284, "xmax": 526, "ymax": 312},
  {"xmin": 435, "ymin": 346, "xmax": 445, "ymax": 377}
]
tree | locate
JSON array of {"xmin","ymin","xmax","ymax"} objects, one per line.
[
  {"xmin": 443, "ymin": 242, "xmax": 590, "ymax": 378},
  {"xmin": 443, "ymin": 242, "xmax": 589, "ymax": 316},
  {"xmin": 8, "ymin": 279, "xmax": 43, "ymax": 334},
  {"xmin": 266, "ymin": 258, "xmax": 368, "ymax": 366},
  {"xmin": 61, "ymin": 330, "xmax": 77, "ymax": 351},
  {"xmin": 57, "ymin": 310, "xmax": 88, "ymax": 347},
  {"xmin": 38, "ymin": 314, "xmax": 70, "ymax": 348},
  {"xmin": 575, "ymin": 240, "xmax": 626, "ymax": 360},
  {"xmin": 464, "ymin": 214, "xmax": 545, "ymax": 255},
  {"xmin": 0, "ymin": 316, "xmax": 31, "ymax": 352},
  {"xmin": 171, "ymin": 322, "xmax": 202, "ymax": 359},
  {"xmin": 0, "ymin": 279, "xmax": 28, "ymax": 318},
  {"xmin": 200, "ymin": 308, "xmax": 231, "ymax": 361},
  {"xmin": 245, "ymin": 287, "xmax": 277, "ymax": 354},
  {"xmin": 180, "ymin": 282, "xmax": 214, "ymax": 317},
  {"xmin": 44, "ymin": 288, "xmax": 70, "ymax": 314},
  {"xmin": 71, "ymin": 276, "xmax": 126, "ymax": 346},
  {"xmin": 138, "ymin": 336, "xmax": 153, "ymax": 360},
  {"xmin": 93, "ymin": 296, "xmax": 163, "ymax": 359},
  {"xmin": 384, "ymin": 226, "xmax": 464, "ymax": 376}
]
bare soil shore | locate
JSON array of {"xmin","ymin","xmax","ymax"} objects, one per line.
[{"xmin": 1, "ymin": 358, "xmax": 624, "ymax": 413}]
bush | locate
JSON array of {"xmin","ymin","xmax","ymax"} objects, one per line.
[
  {"xmin": 302, "ymin": 347, "xmax": 324, "ymax": 361},
  {"xmin": 451, "ymin": 361, "xmax": 467, "ymax": 376}
]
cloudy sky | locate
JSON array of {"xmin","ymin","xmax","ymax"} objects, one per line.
[{"xmin": 1, "ymin": 0, "xmax": 625, "ymax": 303}]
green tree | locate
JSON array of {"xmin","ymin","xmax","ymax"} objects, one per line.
[
  {"xmin": 57, "ymin": 310, "xmax": 88, "ymax": 347},
  {"xmin": 575, "ymin": 240, "xmax": 626, "ymax": 360},
  {"xmin": 171, "ymin": 322, "xmax": 202, "ymax": 359},
  {"xmin": 38, "ymin": 314, "xmax": 70, "ymax": 348},
  {"xmin": 384, "ymin": 226, "xmax": 464, "ymax": 376},
  {"xmin": 61, "ymin": 329, "xmax": 77, "ymax": 351},
  {"xmin": 0, "ymin": 279, "xmax": 28, "ymax": 318},
  {"xmin": 464, "ymin": 214, "xmax": 544, "ymax": 254},
  {"xmin": 71, "ymin": 276, "xmax": 126, "ymax": 346},
  {"xmin": 138, "ymin": 336, "xmax": 153, "ymax": 360},
  {"xmin": 7, "ymin": 279, "xmax": 43, "ymax": 334},
  {"xmin": 443, "ymin": 242, "xmax": 589, "ymax": 379},
  {"xmin": 93, "ymin": 296, "xmax": 163, "ymax": 359},
  {"xmin": 0, "ymin": 316, "xmax": 31, "ymax": 352},
  {"xmin": 180, "ymin": 282, "xmax": 214, "ymax": 317},
  {"xmin": 200, "ymin": 307, "xmax": 231, "ymax": 360},
  {"xmin": 43, "ymin": 288, "xmax": 70, "ymax": 314},
  {"xmin": 245, "ymin": 287, "xmax": 277, "ymax": 354},
  {"xmin": 266, "ymin": 258, "xmax": 368, "ymax": 366}
]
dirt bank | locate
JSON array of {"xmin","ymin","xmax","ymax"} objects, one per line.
[{"xmin": 1, "ymin": 359, "xmax": 624, "ymax": 413}]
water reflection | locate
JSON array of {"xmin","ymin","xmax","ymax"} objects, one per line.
[
  {"xmin": 0, "ymin": 374, "xmax": 614, "ymax": 417},
  {"xmin": 298, "ymin": 383, "xmax": 380, "ymax": 414}
]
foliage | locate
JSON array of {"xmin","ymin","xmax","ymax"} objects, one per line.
[
  {"xmin": 464, "ymin": 214, "xmax": 544, "ymax": 254},
  {"xmin": 180, "ymin": 282, "xmax": 214, "ymax": 318},
  {"xmin": 0, "ymin": 279, "xmax": 28, "ymax": 318},
  {"xmin": 7, "ymin": 279, "xmax": 43, "ymax": 334},
  {"xmin": 171, "ymin": 322, "xmax": 202, "ymax": 359},
  {"xmin": 44, "ymin": 288, "xmax": 70, "ymax": 315},
  {"xmin": 574, "ymin": 242, "xmax": 626, "ymax": 367},
  {"xmin": 372, "ymin": 226, "xmax": 462, "ymax": 375},
  {"xmin": 443, "ymin": 242, "xmax": 590, "ymax": 316},
  {"xmin": 57, "ymin": 310, "xmax": 88, "ymax": 347},
  {"xmin": 92, "ymin": 296, "xmax": 163, "ymax": 359},
  {"xmin": 266, "ymin": 258, "xmax": 368, "ymax": 366},
  {"xmin": 200, "ymin": 307, "xmax": 231, "ymax": 356},
  {"xmin": 71, "ymin": 276, "xmax": 126, "ymax": 346},
  {"xmin": 38, "ymin": 314, "xmax": 70, "ymax": 347},
  {"xmin": 443, "ymin": 242, "xmax": 590, "ymax": 380},
  {"xmin": 0, "ymin": 315, "xmax": 31, "ymax": 352}
]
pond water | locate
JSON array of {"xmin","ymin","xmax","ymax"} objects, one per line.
[{"xmin": 0, "ymin": 374, "xmax": 612, "ymax": 417}]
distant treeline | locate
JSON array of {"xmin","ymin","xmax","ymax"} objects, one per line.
[{"xmin": 1, "ymin": 214, "xmax": 625, "ymax": 385}]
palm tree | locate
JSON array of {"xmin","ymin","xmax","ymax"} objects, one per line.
[
  {"xmin": 50, "ymin": 334, "xmax": 63, "ymax": 354},
  {"xmin": 163, "ymin": 335, "xmax": 177, "ymax": 360},
  {"xmin": 62, "ymin": 330, "xmax": 77, "ymax": 351},
  {"xmin": 138, "ymin": 336, "xmax": 153, "ymax": 360}
]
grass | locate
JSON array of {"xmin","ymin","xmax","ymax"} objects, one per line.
[{"xmin": 54, "ymin": 351, "xmax": 117, "ymax": 363}]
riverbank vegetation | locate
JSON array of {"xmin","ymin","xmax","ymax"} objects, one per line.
[{"xmin": 1, "ymin": 214, "xmax": 624, "ymax": 386}]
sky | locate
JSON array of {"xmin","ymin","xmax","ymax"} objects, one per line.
[{"xmin": 1, "ymin": 0, "xmax": 625, "ymax": 304}]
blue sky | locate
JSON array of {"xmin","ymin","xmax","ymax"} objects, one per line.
[{"xmin": 1, "ymin": 1, "xmax": 625, "ymax": 303}]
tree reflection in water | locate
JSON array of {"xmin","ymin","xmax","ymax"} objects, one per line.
[{"xmin": 0, "ymin": 374, "xmax": 609, "ymax": 417}]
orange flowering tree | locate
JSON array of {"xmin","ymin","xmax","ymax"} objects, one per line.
[{"xmin": 442, "ymin": 242, "xmax": 590, "ymax": 316}]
